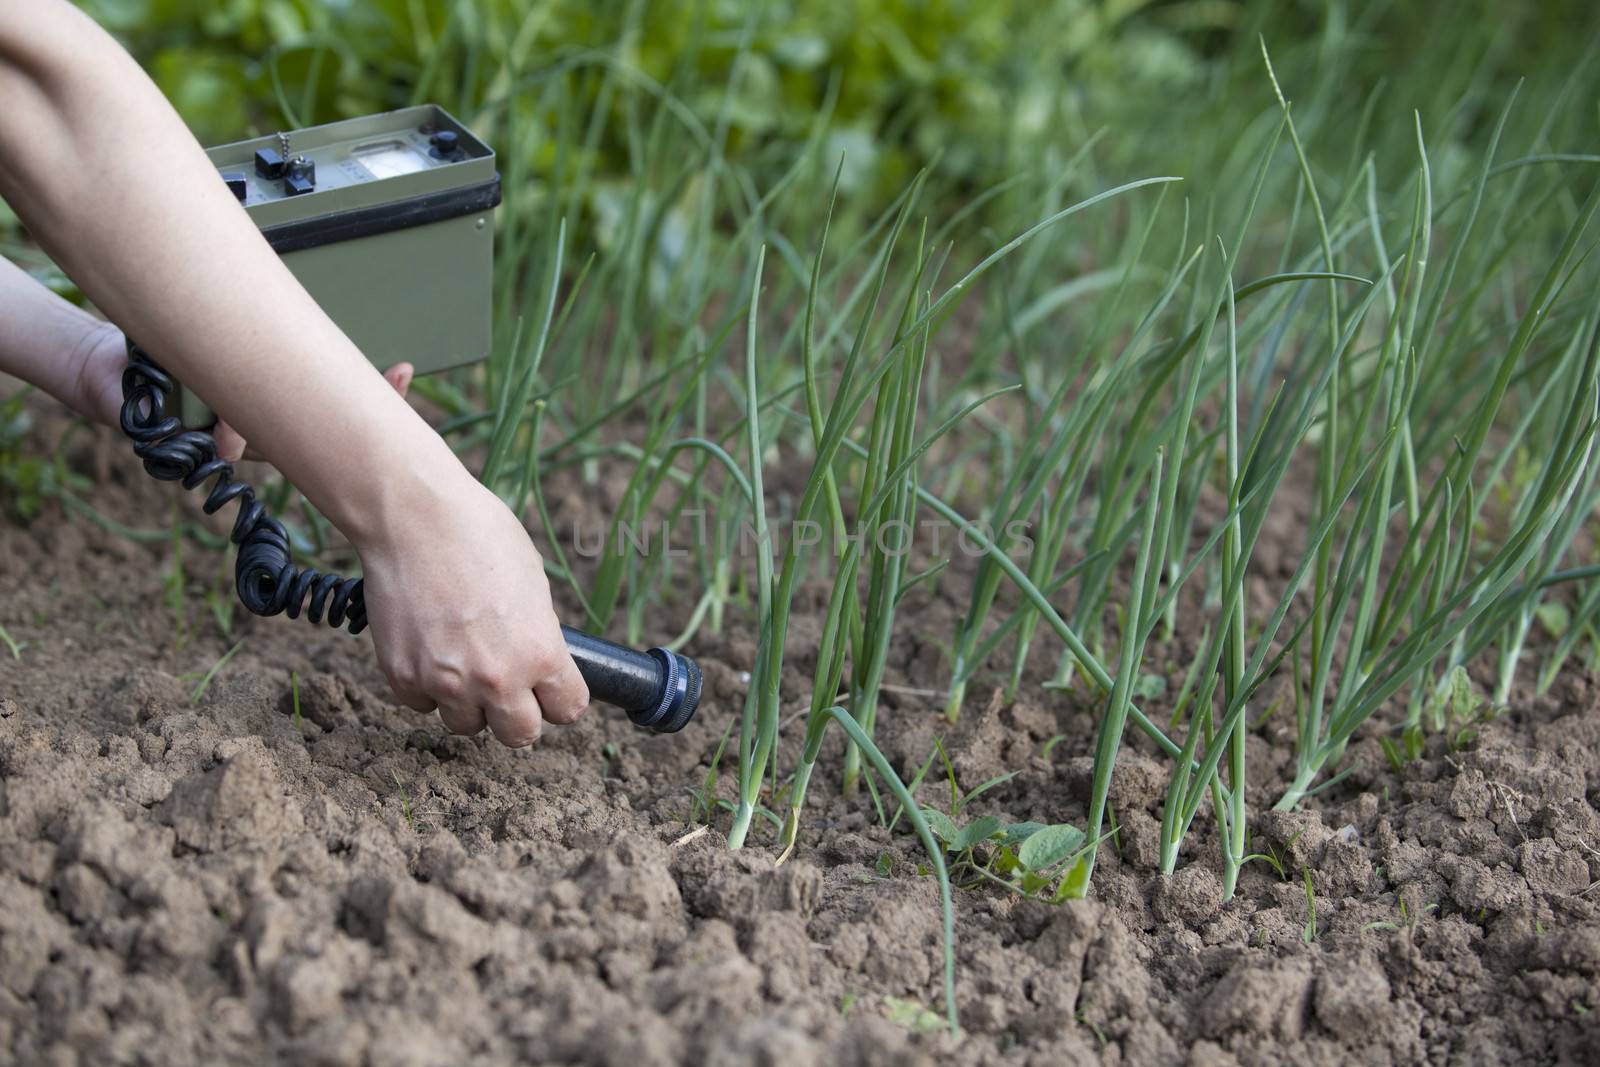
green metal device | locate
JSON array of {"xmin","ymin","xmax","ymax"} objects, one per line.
[{"xmin": 182, "ymin": 104, "xmax": 500, "ymax": 425}]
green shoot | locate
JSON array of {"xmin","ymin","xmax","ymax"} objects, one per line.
[
  {"xmin": 0, "ymin": 621, "xmax": 22, "ymax": 660},
  {"xmin": 185, "ymin": 641, "xmax": 244, "ymax": 705},
  {"xmin": 1302, "ymin": 867, "xmax": 1318, "ymax": 943}
]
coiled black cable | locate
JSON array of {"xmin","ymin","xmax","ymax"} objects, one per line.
[{"xmin": 119, "ymin": 341, "xmax": 367, "ymax": 633}]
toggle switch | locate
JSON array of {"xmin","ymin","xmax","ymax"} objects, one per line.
[{"xmin": 284, "ymin": 157, "xmax": 316, "ymax": 196}]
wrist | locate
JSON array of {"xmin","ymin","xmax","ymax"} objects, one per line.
[
  {"xmin": 66, "ymin": 319, "xmax": 126, "ymax": 426},
  {"xmin": 333, "ymin": 432, "xmax": 491, "ymax": 557}
]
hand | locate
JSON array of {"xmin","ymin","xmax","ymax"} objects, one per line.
[
  {"xmin": 355, "ymin": 475, "xmax": 590, "ymax": 746},
  {"xmin": 74, "ymin": 324, "xmax": 583, "ymax": 747},
  {"xmin": 73, "ymin": 322, "xmax": 413, "ymax": 461}
]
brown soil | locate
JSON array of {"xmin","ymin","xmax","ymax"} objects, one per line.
[{"xmin": 2, "ymin": 389, "xmax": 1599, "ymax": 1067}]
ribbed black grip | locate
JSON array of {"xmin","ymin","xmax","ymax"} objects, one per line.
[{"xmin": 561, "ymin": 626, "xmax": 700, "ymax": 733}]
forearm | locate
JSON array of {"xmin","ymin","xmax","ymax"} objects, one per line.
[
  {"xmin": 0, "ymin": 255, "xmax": 117, "ymax": 418},
  {"xmin": 0, "ymin": 1, "xmax": 470, "ymax": 547}
]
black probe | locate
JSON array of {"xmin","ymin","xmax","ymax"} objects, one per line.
[{"xmin": 117, "ymin": 343, "xmax": 700, "ymax": 733}]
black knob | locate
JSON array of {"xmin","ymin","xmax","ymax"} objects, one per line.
[
  {"xmin": 222, "ymin": 171, "xmax": 247, "ymax": 202},
  {"xmin": 560, "ymin": 626, "xmax": 701, "ymax": 733},
  {"xmin": 429, "ymin": 130, "xmax": 462, "ymax": 160}
]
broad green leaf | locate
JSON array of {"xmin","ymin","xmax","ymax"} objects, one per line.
[
  {"xmin": 996, "ymin": 821, "xmax": 1049, "ymax": 845},
  {"xmin": 950, "ymin": 814, "xmax": 1003, "ymax": 852},
  {"xmin": 920, "ymin": 807, "xmax": 959, "ymax": 845},
  {"xmin": 1018, "ymin": 823, "xmax": 1085, "ymax": 872},
  {"xmin": 1056, "ymin": 854, "xmax": 1094, "ymax": 901},
  {"xmin": 1134, "ymin": 673, "xmax": 1167, "ymax": 700},
  {"xmin": 1537, "ymin": 601, "xmax": 1571, "ymax": 638}
]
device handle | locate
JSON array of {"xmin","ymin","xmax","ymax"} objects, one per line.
[{"xmin": 562, "ymin": 626, "xmax": 701, "ymax": 733}]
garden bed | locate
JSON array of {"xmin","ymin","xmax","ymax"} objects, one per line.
[{"xmin": 2, "ymin": 393, "xmax": 1596, "ymax": 1066}]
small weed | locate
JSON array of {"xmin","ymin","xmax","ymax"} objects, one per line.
[
  {"xmin": 1424, "ymin": 666, "xmax": 1501, "ymax": 751},
  {"xmin": 1241, "ymin": 846, "xmax": 1288, "ymax": 881},
  {"xmin": 392, "ymin": 771, "xmax": 416, "ymax": 832},
  {"xmin": 1398, "ymin": 898, "xmax": 1438, "ymax": 928},
  {"xmin": 1076, "ymin": 1007, "xmax": 1109, "ymax": 1048},
  {"xmin": 181, "ymin": 641, "xmax": 244, "ymax": 704},
  {"xmin": 1240, "ymin": 829, "xmax": 1300, "ymax": 881},
  {"xmin": 684, "ymin": 721, "xmax": 735, "ymax": 826},
  {"xmin": 162, "ymin": 510, "xmax": 191, "ymax": 652},
  {"xmin": 1301, "ymin": 866, "xmax": 1318, "ymax": 943},
  {"xmin": 0, "ymin": 621, "xmax": 24, "ymax": 660},
  {"xmin": 207, "ymin": 590, "xmax": 235, "ymax": 638},
  {"xmin": 1378, "ymin": 725, "xmax": 1428, "ymax": 772},
  {"xmin": 921, "ymin": 802, "xmax": 1093, "ymax": 903},
  {"xmin": 883, "ymin": 996, "xmax": 945, "ymax": 1034},
  {"xmin": 0, "ymin": 391, "xmax": 47, "ymax": 521}
]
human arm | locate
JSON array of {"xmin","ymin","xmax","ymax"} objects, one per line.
[
  {"xmin": 0, "ymin": 1, "xmax": 588, "ymax": 743},
  {"xmin": 0, "ymin": 255, "xmax": 413, "ymax": 459}
]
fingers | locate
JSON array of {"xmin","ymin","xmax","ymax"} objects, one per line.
[
  {"xmin": 474, "ymin": 650, "xmax": 588, "ymax": 743},
  {"xmin": 382, "ymin": 660, "xmax": 586, "ymax": 747},
  {"xmin": 379, "ymin": 665, "xmax": 437, "ymax": 715},
  {"xmin": 437, "ymin": 702, "xmax": 488, "ymax": 737},
  {"xmin": 212, "ymin": 421, "xmax": 249, "ymax": 463},
  {"xmin": 383, "ymin": 362, "xmax": 415, "ymax": 396},
  {"xmin": 535, "ymin": 656, "xmax": 590, "ymax": 726},
  {"xmin": 483, "ymin": 689, "xmax": 543, "ymax": 748}
]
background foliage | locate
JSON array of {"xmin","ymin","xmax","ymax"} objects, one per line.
[{"xmin": 66, "ymin": 0, "xmax": 1595, "ymax": 216}]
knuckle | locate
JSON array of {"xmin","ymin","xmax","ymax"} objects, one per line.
[
  {"xmin": 431, "ymin": 670, "xmax": 468, "ymax": 703},
  {"xmin": 527, "ymin": 653, "xmax": 560, "ymax": 683},
  {"xmin": 547, "ymin": 695, "xmax": 588, "ymax": 726},
  {"xmin": 534, "ymin": 640, "xmax": 573, "ymax": 674},
  {"xmin": 470, "ymin": 665, "xmax": 510, "ymax": 695}
]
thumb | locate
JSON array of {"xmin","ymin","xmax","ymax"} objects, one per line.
[
  {"xmin": 212, "ymin": 420, "xmax": 249, "ymax": 463},
  {"xmin": 383, "ymin": 362, "xmax": 415, "ymax": 397}
]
